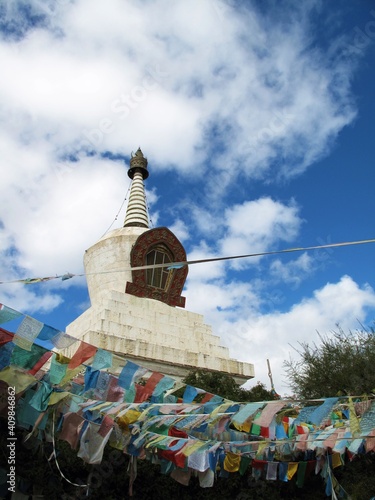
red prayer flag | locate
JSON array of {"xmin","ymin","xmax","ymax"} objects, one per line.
[
  {"xmin": 0, "ymin": 328, "xmax": 14, "ymax": 347},
  {"xmin": 200, "ymin": 392, "xmax": 215, "ymax": 403},
  {"xmin": 28, "ymin": 351, "xmax": 53, "ymax": 376},
  {"xmin": 68, "ymin": 341, "xmax": 97, "ymax": 369},
  {"xmin": 134, "ymin": 372, "xmax": 164, "ymax": 402}
]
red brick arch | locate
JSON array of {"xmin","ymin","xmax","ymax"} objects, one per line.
[{"xmin": 125, "ymin": 227, "xmax": 188, "ymax": 307}]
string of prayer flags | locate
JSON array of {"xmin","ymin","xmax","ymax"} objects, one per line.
[
  {"xmin": 22, "ymin": 276, "xmax": 56, "ymax": 284},
  {"xmin": 68, "ymin": 341, "xmax": 97, "ymax": 369},
  {"xmin": 14, "ymin": 316, "xmax": 43, "ymax": 351},
  {"xmin": 0, "ymin": 304, "xmax": 22, "ymax": 324}
]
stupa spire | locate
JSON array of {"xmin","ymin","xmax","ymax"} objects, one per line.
[{"xmin": 123, "ymin": 148, "xmax": 149, "ymax": 228}]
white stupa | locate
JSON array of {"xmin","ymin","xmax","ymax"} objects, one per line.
[{"xmin": 66, "ymin": 149, "xmax": 254, "ymax": 383}]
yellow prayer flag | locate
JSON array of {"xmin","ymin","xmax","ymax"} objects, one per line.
[
  {"xmin": 0, "ymin": 367, "xmax": 35, "ymax": 393},
  {"xmin": 255, "ymin": 442, "xmax": 268, "ymax": 459},
  {"xmin": 55, "ymin": 353, "xmax": 71, "ymax": 364},
  {"xmin": 211, "ymin": 402, "xmax": 232, "ymax": 417},
  {"xmin": 223, "ymin": 452, "xmax": 241, "ymax": 472},
  {"xmin": 181, "ymin": 440, "xmax": 206, "ymax": 457},
  {"xmin": 48, "ymin": 391, "xmax": 70, "ymax": 405},
  {"xmin": 331, "ymin": 452, "xmax": 342, "ymax": 469},
  {"xmin": 59, "ymin": 366, "xmax": 84, "ymax": 386},
  {"xmin": 287, "ymin": 462, "xmax": 298, "ymax": 480},
  {"xmin": 348, "ymin": 397, "xmax": 360, "ymax": 437},
  {"xmin": 242, "ymin": 420, "xmax": 252, "ymax": 433},
  {"xmin": 117, "ymin": 409, "xmax": 142, "ymax": 431}
]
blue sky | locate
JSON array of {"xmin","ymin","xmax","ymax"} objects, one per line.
[{"xmin": 0, "ymin": 0, "xmax": 374, "ymax": 394}]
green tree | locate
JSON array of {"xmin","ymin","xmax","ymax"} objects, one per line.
[
  {"xmin": 182, "ymin": 369, "xmax": 275, "ymax": 402},
  {"xmin": 284, "ymin": 325, "xmax": 375, "ymax": 399}
]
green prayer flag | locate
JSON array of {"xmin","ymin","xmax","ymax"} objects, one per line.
[{"xmin": 10, "ymin": 343, "xmax": 48, "ymax": 369}]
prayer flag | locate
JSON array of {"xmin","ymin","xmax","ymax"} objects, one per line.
[
  {"xmin": 224, "ymin": 452, "xmax": 241, "ymax": 472},
  {"xmin": 37, "ymin": 324, "xmax": 60, "ymax": 341},
  {"xmin": 278, "ymin": 462, "xmax": 288, "ymax": 482},
  {"xmin": 287, "ymin": 462, "xmax": 298, "ymax": 480},
  {"xmin": 92, "ymin": 348, "xmax": 113, "ymax": 370},
  {"xmin": 51, "ymin": 332, "xmax": 78, "ymax": 349},
  {"xmin": 10, "ymin": 343, "xmax": 48, "ymax": 369},
  {"xmin": 0, "ymin": 304, "xmax": 22, "ymax": 324},
  {"xmin": 266, "ymin": 462, "xmax": 278, "ymax": 480},
  {"xmin": 309, "ymin": 398, "xmax": 338, "ymax": 426},
  {"xmin": 183, "ymin": 385, "xmax": 198, "ymax": 403},
  {"xmin": 296, "ymin": 461, "xmax": 307, "ymax": 488},
  {"xmin": 28, "ymin": 351, "xmax": 53, "ymax": 376},
  {"xmin": 253, "ymin": 401, "xmax": 286, "ymax": 427},
  {"xmin": 14, "ymin": 316, "xmax": 43, "ymax": 350},
  {"xmin": 118, "ymin": 361, "xmax": 141, "ymax": 389},
  {"xmin": 0, "ymin": 342, "xmax": 14, "ymax": 369},
  {"xmin": 0, "ymin": 329, "xmax": 13, "ymax": 347},
  {"xmin": 50, "ymin": 354, "xmax": 68, "ymax": 384},
  {"xmin": 152, "ymin": 376, "xmax": 175, "ymax": 400},
  {"xmin": 68, "ymin": 341, "xmax": 97, "ymax": 369}
]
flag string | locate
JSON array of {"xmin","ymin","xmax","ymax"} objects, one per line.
[{"xmin": 1, "ymin": 237, "xmax": 374, "ymax": 285}]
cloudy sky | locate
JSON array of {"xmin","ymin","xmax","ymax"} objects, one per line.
[{"xmin": 0, "ymin": 0, "xmax": 374, "ymax": 394}]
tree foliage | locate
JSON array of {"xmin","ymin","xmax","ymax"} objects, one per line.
[
  {"xmin": 182, "ymin": 369, "xmax": 276, "ymax": 402},
  {"xmin": 284, "ymin": 325, "xmax": 375, "ymax": 399}
]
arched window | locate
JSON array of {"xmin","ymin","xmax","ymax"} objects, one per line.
[
  {"xmin": 126, "ymin": 227, "xmax": 188, "ymax": 307},
  {"xmin": 145, "ymin": 245, "xmax": 173, "ymax": 289}
]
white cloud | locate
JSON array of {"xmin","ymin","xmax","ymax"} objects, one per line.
[
  {"xmin": 269, "ymin": 252, "xmax": 315, "ymax": 286},
  {"xmin": 168, "ymin": 219, "xmax": 190, "ymax": 243},
  {"xmin": 0, "ymin": 0, "xmax": 372, "ymax": 365},
  {"xmin": 221, "ymin": 197, "xmax": 302, "ymax": 267},
  {"xmin": 207, "ymin": 275, "xmax": 375, "ymax": 393}
]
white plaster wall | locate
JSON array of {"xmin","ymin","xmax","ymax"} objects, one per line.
[
  {"xmin": 84, "ymin": 226, "xmax": 146, "ymax": 305},
  {"xmin": 66, "ymin": 226, "xmax": 255, "ymax": 382},
  {"xmin": 66, "ymin": 290, "xmax": 255, "ymax": 380}
]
